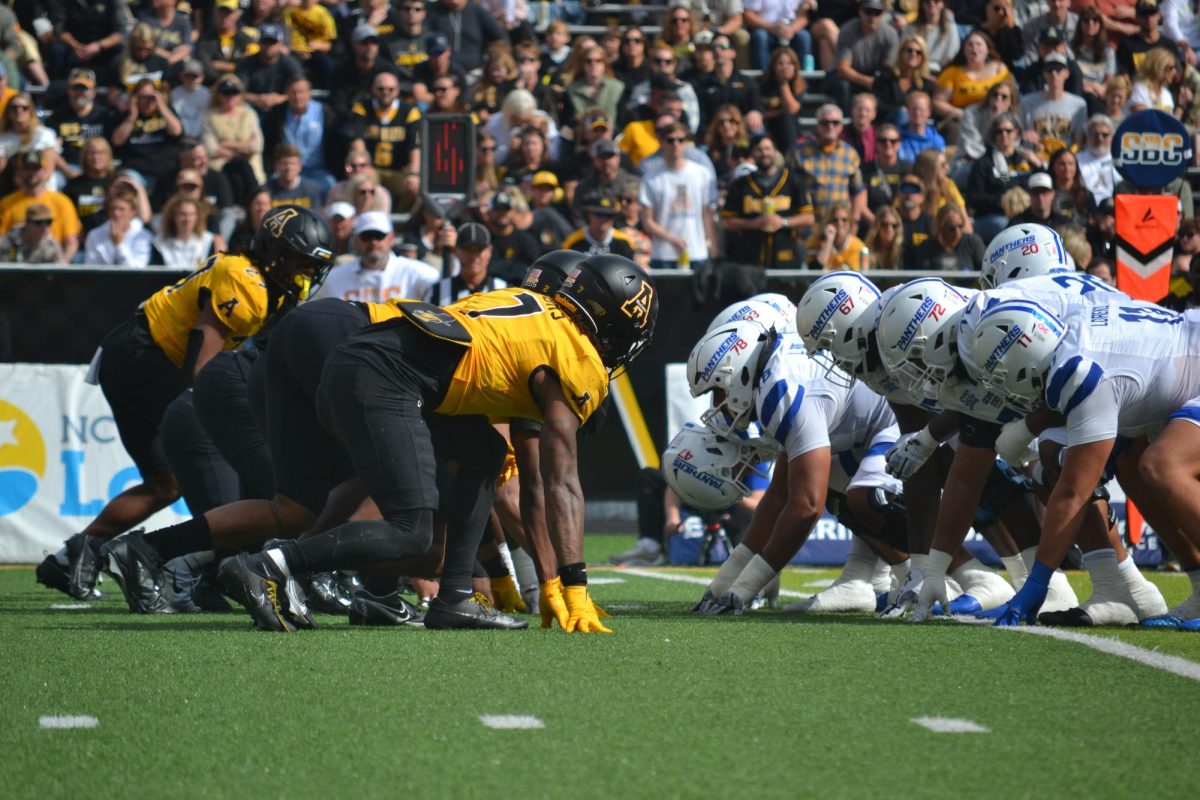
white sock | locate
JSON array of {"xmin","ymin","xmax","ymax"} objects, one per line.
[
  {"xmin": 890, "ymin": 558, "xmax": 910, "ymax": 599},
  {"xmin": 909, "ymin": 552, "xmax": 929, "ymax": 581},
  {"xmin": 709, "ymin": 543, "xmax": 754, "ymax": 597},
  {"xmin": 837, "ymin": 536, "xmax": 878, "ymax": 584},
  {"xmin": 729, "ymin": 554, "xmax": 778, "ymax": 604},
  {"xmin": 1000, "ymin": 555, "xmax": 1029, "ymax": 590},
  {"xmin": 511, "ymin": 546, "xmax": 538, "ymax": 594},
  {"xmin": 1080, "ymin": 548, "xmax": 1122, "ymax": 604},
  {"xmin": 870, "ymin": 556, "xmax": 892, "ymax": 595},
  {"xmin": 928, "ymin": 549, "xmax": 955, "ymax": 580},
  {"xmin": 265, "ymin": 548, "xmax": 291, "ymax": 578}
]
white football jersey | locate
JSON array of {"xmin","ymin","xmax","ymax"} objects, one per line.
[{"xmin": 1047, "ymin": 301, "xmax": 1200, "ymax": 444}]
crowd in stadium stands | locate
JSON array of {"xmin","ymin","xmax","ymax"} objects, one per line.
[{"xmin": 2, "ymin": 0, "xmax": 1200, "ymax": 307}]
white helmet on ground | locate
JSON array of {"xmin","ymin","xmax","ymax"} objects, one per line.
[
  {"xmin": 981, "ymin": 224, "xmax": 1071, "ymax": 289},
  {"xmin": 662, "ymin": 423, "xmax": 776, "ymax": 511},
  {"xmin": 687, "ymin": 319, "xmax": 776, "ymax": 437},
  {"xmin": 877, "ymin": 279, "xmax": 969, "ymax": 394},
  {"xmin": 967, "ymin": 299, "xmax": 1066, "ymax": 408}
]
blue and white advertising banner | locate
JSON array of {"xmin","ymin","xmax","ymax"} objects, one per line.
[{"xmin": 0, "ymin": 364, "xmax": 190, "ymax": 562}]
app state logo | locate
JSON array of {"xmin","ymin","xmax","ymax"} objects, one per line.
[
  {"xmin": 0, "ymin": 399, "xmax": 45, "ymax": 516},
  {"xmin": 265, "ymin": 207, "xmax": 299, "ymax": 238},
  {"xmin": 621, "ymin": 282, "xmax": 655, "ymax": 329}
]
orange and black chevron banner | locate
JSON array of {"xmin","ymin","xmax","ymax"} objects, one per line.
[{"xmin": 1115, "ymin": 194, "xmax": 1177, "ymax": 303}]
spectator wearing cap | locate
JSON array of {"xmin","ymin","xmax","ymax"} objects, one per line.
[
  {"xmin": 151, "ymin": 193, "xmax": 223, "ymax": 268},
  {"xmin": 171, "ymin": 59, "xmax": 212, "ymax": 139},
  {"xmin": 48, "ymin": 0, "xmax": 126, "ymax": 79},
  {"xmin": 1023, "ymin": 0, "xmax": 1078, "ymax": 64},
  {"xmin": 151, "ymin": 138, "xmax": 237, "ymax": 238},
  {"xmin": 697, "ymin": 32, "xmax": 765, "ymax": 137},
  {"xmin": 1077, "ymin": 113, "xmax": 1117, "ymax": 204},
  {"xmin": 557, "ymin": 107, "xmax": 622, "ymax": 185},
  {"xmin": 623, "ymin": 42, "xmax": 702, "ymax": 135},
  {"xmin": 426, "ymin": 0, "xmax": 509, "ymax": 75},
  {"xmin": 141, "ymin": 0, "xmax": 194, "ymax": 67},
  {"xmin": 789, "ymin": 103, "xmax": 866, "ymax": 232},
  {"xmin": 528, "ymin": 170, "xmax": 574, "ymax": 250},
  {"xmin": 204, "ymin": 73, "xmax": 267, "ymax": 186},
  {"xmin": 330, "ymin": 23, "xmax": 393, "ymax": 111},
  {"xmin": 111, "ymin": 23, "xmax": 170, "ymax": 99},
  {"xmin": 323, "ymin": 201, "xmax": 357, "ymax": 258},
  {"xmin": 111, "ymin": 78, "xmax": 184, "ymax": 195},
  {"xmin": 195, "ymin": 0, "xmax": 261, "ymax": 81},
  {"xmin": 283, "ymin": 0, "xmax": 336, "ymax": 90},
  {"xmin": 563, "ymin": 187, "xmax": 637, "ymax": 258},
  {"xmin": 613, "ymin": 176, "xmax": 653, "ymax": 269},
  {"xmin": 744, "ymin": 0, "xmax": 814, "ymax": 72},
  {"xmin": 484, "ymin": 186, "xmax": 542, "ymax": 282},
  {"xmin": 894, "ymin": 173, "xmax": 935, "ymax": 257},
  {"xmin": 264, "ymin": 75, "xmax": 342, "ymax": 197},
  {"xmin": 1017, "ymin": 24, "xmax": 1085, "ymax": 97},
  {"xmin": 565, "ymin": 43, "xmax": 625, "ymax": 130},
  {"xmin": 335, "ymin": 0, "xmax": 401, "ymax": 58},
  {"xmin": 412, "ymin": 33, "xmax": 469, "ymax": 106},
  {"xmin": 82, "ymin": 187, "xmax": 153, "ymax": 267},
  {"xmin": 722, "ymin": 134, "xmax": 814, "ymax": 272},
  {"xmin": 427, "ymin": 221, "xmax": 507, "ymax": 305},
  {"xmin": 345, "ymin": 69, "xmax": 422, "ymax": 201},
  {"xmin": 313, "ymin": 210, "xmax": 440, "ymax": 302},
  {"xmin": 572, "ymin": 137, "xmax": 636, "ymax": 223},
  {"xmin": 639, "ymin": 119, "xmax": 719, "ymax": 269},
  {"xmin": 384, "ymin": 1, "xmax": 426, "ymax": 80},
  {"xmin": 1117, "ymin": 0, "xmax": 1185, "ymax": 78},
  {"xmin": 0, "ymin": 203, "xmax": 65, "ymax": 263},
  {"xmin": 47, "ymin": 69, "xmax": 116, "ymax": 182},
  {"xmin": 1009, "ymin": 171, "xmax": 1073, "ymax": 227},
  {"xmin": 237, "ymin": 22, "xmax": 303, "ymax": 114},
  {"xmin": 266, "ymin": 143, "xmax": 324, "ymax": 209},
  {"xmin": 828, "ymin": 0, "xmax": 900, "ymax": 114},
  {"xmin": 1019, "ymin": 52, "xmax": 1088, "ymax": 161}
]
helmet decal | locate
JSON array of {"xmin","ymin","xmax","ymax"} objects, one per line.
[
  {"xmin": 621, "ymin": 281, "xmax": 655, "ymax": 329},
  {"xmin": 265, "ymin": 207, "xmax": 299, "ymax": 238}
]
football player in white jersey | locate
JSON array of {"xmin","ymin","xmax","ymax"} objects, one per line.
[
  {"xmin": 968, "ymin": 298, "xmax": 1200, "ymax": 626},
  {"xmin": 686, "ymin": 317, "xmax": 906, "ymax": 615}
]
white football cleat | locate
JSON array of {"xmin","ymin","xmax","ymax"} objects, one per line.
[
  {"xmin": 1040, "ymin": 569, "xmax": 1079, "ymax": 614},
  {"xmin": 785, "ymin": 579, "xmax": 877, "ymax": 613}
]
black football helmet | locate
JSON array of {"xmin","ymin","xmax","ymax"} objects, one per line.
[
  {"xmin": 554, "ymin": 253, "xmax": 658, "ymax": 371},
  {"xmin": 522, "ymin": 250, "xmax": 588, "ymax": 296},
  {"xmin": 251, "ymin": 205, "xmax": 335, "ymax": 300}
]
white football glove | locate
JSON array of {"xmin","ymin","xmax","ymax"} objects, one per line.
[
  {"xmin": 995, "ymin": 420, "xmax": 1037, "ymax": 468},
  {"xmin": 885, "ymin": 427, "xmax": 940, "ymax": 481},
  {"xmin": 911, "ymin": 550, "xmax": 954, "ymax": 623},
  {"xmin": 880, "ymin": 566, "xmax": 923, "ymax": 618}
]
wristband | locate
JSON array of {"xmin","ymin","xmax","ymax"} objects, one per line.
[{"xmin": 559, "ymin": 562, "xmax": 587, "ymax": 587}]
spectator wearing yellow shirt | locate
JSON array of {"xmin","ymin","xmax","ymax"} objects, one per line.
[
  {"xmin": 0, "ymin": 151, "xmax": 83, "ymax": 262},
  {"xmin": 808, "ymin": 202, "xmax": 867, "ymax": 271},
  {"xmin": 617, "ymin": 80, "xmax": 686, "ymax": 167},
  {"xmin": 933, "ymin": 30, "xmax": 1011, "ymax": 130},
  {"xmin": 284, "ymin": 0, "xmax": 336, "ymax": 89}
]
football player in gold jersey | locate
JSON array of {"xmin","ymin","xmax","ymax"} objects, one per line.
[
  {"xmin": 218, "ymin": 254, "xmax": 658, "ymax": 632},
  {"xmin": 36, "ymin": 205, "xmax": 332, "ymax": 602}
]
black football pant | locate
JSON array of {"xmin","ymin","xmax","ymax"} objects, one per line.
[{"xmin": 193, "ymin": 349, "xmax": 274, "ymax": 500}]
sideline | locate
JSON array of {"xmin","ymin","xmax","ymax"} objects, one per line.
[{"xmin": 608, "ymin": 566, "xmax": 1200, "ymax": 684}]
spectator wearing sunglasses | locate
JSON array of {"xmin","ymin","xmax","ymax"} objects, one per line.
[
  {"xmin": 639, "ymin": 119, "xmax": 719, "ymax": 269},
  {"xmin": 623, "ymin": 42, "xmax": 702, "ymax": 135},
  {"xmin": 892, "ymin": 174, "xmax": 935, "ymax": 260},
  {"xmin": 697, "ymin": 32, "xmax": 765, "ymax": 136},
  {"xmin": 0, "ymin": 203, "xmax": 65, "ymax": 264},
  {"xmin": 861, "ymin": 123, "xmax": 912, "ymax": 227},
  {"xmin": 788, "ymin": 103, "xmax": 866, "ymax": 234}
]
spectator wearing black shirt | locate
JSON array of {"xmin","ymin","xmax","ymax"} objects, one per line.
[
  {"xmin": 338, "ymin": 0, "xmax": 403, "ymax": 59},
  {"xmin": 108, "ymin": 23, "xmax": 170, "ymax": 100},
  {"xmin": 112, "ymin": 78, "xmax": 184, "ymax": 194},
  {"xmin": 571, "ymin": 138, "xmax": 636, "ymax": 224},
  {"xmin": 1086, "ymin": 196, "xmax": 1116, "ymax": 262},
  {"xmin": 48, "ymin": 0, "xmax": 128, "ymax": 80},
  {"xmin": 47, "ymin": 67, "xmax": 115, "ymax": 182},
  {"xmin": 911, "ymin": 204, "xmax": 984, "ymax": 271},
  {"xmin": 1116, "ymin": 0, "xmax": 1183, "ymax": 79},
  {"xmin": 411, "ymin": 33, "xmax": 468, "ymax": 106},
  {"xmin": 344, "ymin": 69, "xmax": 422, "ymax": 199},
  {"xmin": 265, "ymin": 142, "xmax": 324, "ymax": 209},
  {"xmin": 237, "ymin": 23, "xmax": 303, "ymax": 114},
  {"xmin": 721, "ymin": 135, "xmax": 815, "ymax": 270},
  {"xmin": 562, "ymin": 187, "xmax": 636, "ymax": 258},
  {"xmin": 696, "ymin": 32, "xmax": 765, "ymax": 136},
  {"xmin": 895, "ymin": 174, "xmax": 935, "ymax": 262},
  {"xmin": 330, "ymin": 24, "xmax": 392, "ymax": 111},
  {"xmin": 425, "ymin": 0, "xmax": 508, "ymax": 75},
  {"xmin": 483, "ymin": 186, "xmax": 541, "ymax": 284},
  {"xmin": 861, "ymin": 123, "xmax": 912, "ymax": 227},
  {"xmin": 64, "ymin": 137, "xmax": 116, "ymax": 234},
  {"xmin": 614, "ymin": 25, "xmax": 652, "ymax": 89},
  {"xmin": 528, "ymin": 170, "xmax": 574, "ymax": 252},
  {"xmin": 150, "ymin": 138, "xmax": 236, "ymax": 240},
  {"xmin": 1008, "ymin": 171, "xmax": 1072, "ymax": 227},
  {"xmin": 386, "ymin": 0, "xmax": 428, "ymax": 80},
  {"xmin": 195, "ymin": 0, "xmax": 261, "ymax": 83},
  {"xmin": 427, "ymin": 222, "xmax": 507, "ymax": 305}
]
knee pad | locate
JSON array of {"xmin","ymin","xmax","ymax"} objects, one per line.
[{"xmin": 381, "ymin": 508, "xmax": 435, "ymax": 560}]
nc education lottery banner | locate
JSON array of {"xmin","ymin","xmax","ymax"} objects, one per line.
[{"xmin": 0, "ymin": 364, "xmax": 190, "ymax": 563}]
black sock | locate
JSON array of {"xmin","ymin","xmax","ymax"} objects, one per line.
[{"xmin": 143, "ymin": 516, "xmax": 213, "ymax": 562}]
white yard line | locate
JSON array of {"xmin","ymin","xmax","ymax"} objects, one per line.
[
  {"xmin": 611, "ymin": 567, "xmax": 1200, "ymax": 683},
  {"xmin": 479, "ymin": 715, "xmax": 544, "ymax": 730},
  {"xmin": 911, "ymin": 717, "xmax": 990, "ymax": 733},
  {"xmin": 39, "ymin": 716, "xmax": 98, "ymax": 729},
  {"xmin": 49, "ymin": 604, "xmax": 92, "ymax": 610}
]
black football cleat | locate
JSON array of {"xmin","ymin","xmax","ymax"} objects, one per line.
[
  {"xmin": 349, "ymin": 590, "xmax": 426, "ymax": 627},
  {"xmin": 305, "ymin": 572, "xmax": 354, "ymax": 615},
  {"xmin": 424, "ymin": 592, "xmax": 529, "ymax": 630},
  {"xmin": 1038, "ymin": 607, "xmax": 1097, "ymax": 627},
  {"xmin": 218, "ymin": 553, "xmax": 296, "ymax": 633},
  {"xmin": 66, "ymin": 533, "xmax": 104, "ymax": 600},
  {"xmin": 100, "ymin": 530, "xmax": 173, "ymax": 614},
  {"xmin": 36, "ymin": 555, "xmax": 73, "ymax": 597}
]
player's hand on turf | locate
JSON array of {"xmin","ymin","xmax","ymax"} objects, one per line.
[
  {"xmin": 880, "ymin": 567, "xmax": 923, "ymax": 618},
  {"xmin": 692, "ymin": 588, "xmax": 719, "ymax": 613},
  {"xmin": 885, "ymin": 428, "xmax": 939, "ymax": 480},
  {"xmin": 490, "ymin": 574, "xmax": 527, "ymax": 614},
  {"xmin": 539, "ymin": 577, "xmax": 568, "ymax": 629},
  {"xmin": 563, "ymin": 585, "xmax": 613, "ymax": 633},
  {"xmin": 911, "ymin": 572, "xmax": 949, "ymax": 623},
  {"xmin": 990, "ymin": 562, "xmax": 1051, "ymax": 626}
]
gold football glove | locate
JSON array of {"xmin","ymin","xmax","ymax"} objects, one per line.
[
  {"xmin": 563, "ymin": 585, "xmax": 614, "ymax": 634},
  {"xmin": 490, "ymin": 574, "xmax": 526, "ymax": 614},
  {"xmin": 539, "ymin": 577, "xmax": 568, "ymax": 629}
]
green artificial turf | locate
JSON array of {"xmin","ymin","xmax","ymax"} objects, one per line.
[{"xmin": 1, "ymin": 538, "xmax": 1197, "ymax": 800}]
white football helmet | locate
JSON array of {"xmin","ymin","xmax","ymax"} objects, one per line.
[
  {"xmin": 877, "ymin": 279, "xmax": 969, "ymax": 394},
  {"xmin": 706, "ymin": 297, "xmax": 793, "ymax": 338},
  {"xmin": 795, "ymin": 272, "xmax": 881, "ymax": 353},
  {"xmin": 967, "ymin": 299, "xmax": 1066, "ymax": 407},
  {"xmin": 662, "ymin": 423, "xmax": 776, "ymax": 511},
  {"xmin": 825, "ymin": 292, "xmax": 901, "ymax": 398},
  {"xmin": 688, "ymin": 319, "xmax": 776, "ymax": 437},
  {"xmin": 748, "ymin": 292, "xmax": 798, "ymax": 335},
  {"xmin": 980, "ymin": 224, "xmax": 1071, "ymax": 289}
]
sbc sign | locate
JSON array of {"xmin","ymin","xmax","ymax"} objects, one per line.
[{"xmin": 1113, "ymin": 109, "xmax": 1193, "ymax": 188}]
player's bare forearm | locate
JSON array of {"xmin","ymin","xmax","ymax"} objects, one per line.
[
  {"xmin": 541, "ymin": 416, "xmax": 584, "ymax": 565},
  {"xmin": 1037, "ymin": 439, "xmax": 1113, "ymax": 569},
  {"xmin": 930, "ymin": 443, "xmax": 993, "ymax": 555},
  {"xmin": 513, "ymin": 429, "xmax": 557, "ymax": 581}
]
